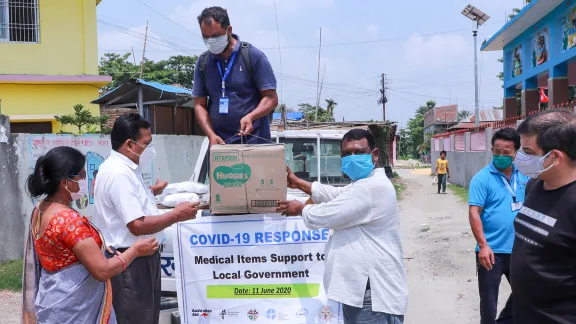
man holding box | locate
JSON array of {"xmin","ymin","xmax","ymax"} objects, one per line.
[
  {"xmin": 277, "ymin": 129, "xmax": 408, "ymax": 324},
  {"xmin": 193, "ymin": 6, "xmax": 278, "ymax": 145}
]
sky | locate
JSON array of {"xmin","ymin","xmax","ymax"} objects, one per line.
[{"xmin": 96, "ymin": 0, "xmax": 526, "ymax": 127}]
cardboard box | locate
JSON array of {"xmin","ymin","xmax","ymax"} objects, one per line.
[{"xmin": 210, "ymin": 144, "xmax": 287, "ymax": 214}]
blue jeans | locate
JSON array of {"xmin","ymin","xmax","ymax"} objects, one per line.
[
  {"xmin": 342, "ymin": 284, "xmax": 404, "ymax": 324},
  {"xmin": 438, "ymin": 173, "xmax": 447, "ymax": 193}
]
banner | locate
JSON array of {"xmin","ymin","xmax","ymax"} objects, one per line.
[
  {"xmin": 28, "ymin": 134, "xmax": 155, "ymax": 217},
  {"xmin": 173, "ymin": 215, "xmax": 343, "ymax": 324}
]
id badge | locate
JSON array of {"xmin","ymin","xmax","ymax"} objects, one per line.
[
  {"xmin": 219, "ymin": 97, "xmax": 229, "ymax": 114},
  {"xmin": 511, "ymin": 201, "xmax": 522, "ymax": 211}
]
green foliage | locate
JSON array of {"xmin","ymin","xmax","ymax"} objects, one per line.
[
  {"xmin": 403, "ymin": 100, "xmax": 435, "ymax": 159},
  {"xmin": 448, "ymin": 184, "xmax": 468, "ymax": 203},
  {"xmin": 0, "ymin": 259, "xmax": 23, "ymax": 291},
  {"xmin": 55, "ymin": 104, "xmax": 111, "ymax": 134},
  {"xmin": 99, "ymin": 53, "xmax": 198, "ymax": 92},
  {"xmin": 457, "ymin": 110, "xmax": 472, "ymax": 121},
  {"xmin": 297, "ymin": 98, "xmax": 337, "ymax": 122},
  {"xmin": 368, "ymin": 123, "xmax": 395, "ymax": 167}
]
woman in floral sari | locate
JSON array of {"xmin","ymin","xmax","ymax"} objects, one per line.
[{"xmin": 22, "ymin": 147, "xmax": 159, "ymax": 324}]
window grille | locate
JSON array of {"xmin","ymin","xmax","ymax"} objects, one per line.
[{"xmin": 0, "ymin": 0, "xmax": 40, "ymax": 43}]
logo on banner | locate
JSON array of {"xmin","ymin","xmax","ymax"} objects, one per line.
[
  {"xmin": 191, "ymin": 309, "xmax": 212, "ymax": 318},
  {"xmin": 319, "ymin": 306, "xmax": 333, "ymax": 321},
  {"xmin": 266, "ymin": 309, "xmax": 277, "ymax": 320},
  {"xmin": 296, "ymin": 308, "xmax": 308, "ymax": 317},
  {"xmin": 247, "ymin": 309, "xmax": 259, "ymax": 321},
  {"xmin": 219, "ymin": 310, "xmax": 226, "ymax": 319}
]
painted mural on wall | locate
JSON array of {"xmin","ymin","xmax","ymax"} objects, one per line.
[
  {"xmin": 562, "ymin": 7, "xmax": 576, "ymax": 51},
  {"xmin": 532, "ymin": 29, "xmax": 549, "ymax": 67},
  {"xmin": 512, "ymin": 45, "xmax": 523, "ymax": 77},
  {"xmin": 29, "ymin": 135, "xmax": 155, "ymax": 216}
]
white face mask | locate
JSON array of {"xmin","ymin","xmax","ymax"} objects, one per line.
[
  {"xmin": 515, "ymin": 151, "xmax": 553, "ymax": 178},
  {"xmin": 66, "ymin": 178, "xmax": 87, "ymax": 201},
  {"xmin": 203, "ymin": 33, "xmax": 229, "ymax": 54},
  {"xmin": 132, "ymin": 140, "xmax": 156, "ymax": 166}
]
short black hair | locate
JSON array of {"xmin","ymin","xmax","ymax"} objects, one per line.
[
  {"xmin": 27, "ymin": 147, "xmax": 86, "ymax": 198},
  {"xmin": 538, "ymin": 123, "xmax": 576, "ymax": 161},
  {"xmin": 197, "ymin": 7, "xmax": 230, "ymax": 29},
  {"xmin": 111, "ymin": 113, "xmax": 150, "ymax": 151},
  {"xmin": 440, "ymin": 150, "xmax": 447, "ymax": 156},
  {"xmin": 491, "ymin": 127, "xmax": 521, "ymax": 151},
  {"xmin": 517, "ymin": 109, "xmax": 575, "ymax": 137},
  {"xmin": 342, "ymin": 129, "xmax": 376, "ymax": 151},
  {"xmin": 93, "ymin": 170, "xmax": 98, "ymax": 177}
]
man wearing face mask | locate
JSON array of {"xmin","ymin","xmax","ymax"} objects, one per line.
[
  {"xmin": 93, "ymin": 113, "xmax": 200, "ymax": 324},
  {"xmin": 276, "ymin": 129, "xmax": 408, "ymax": 324},
  {"xmin": 467, "ymin": 127, "xmax": 529, "ymax": 324},
  {"xmin": 511, "ymin": 109, "xmax": 576, "ymax": 324},
  {"xmin": 193, "ymin": 6, "xmax": 278, "ymax": 146}
]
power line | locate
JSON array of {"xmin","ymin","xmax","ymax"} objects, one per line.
[
  {"xmin": 132, "ymin": 0, "xmax": 202, "ymax": 38},
  {"xmin": 273, "ymin": 0, "xmax": 284, "ymax": 104},
  {"xmin": 387, "ymin": 88, "xmax": 451, "ymax": 100}
]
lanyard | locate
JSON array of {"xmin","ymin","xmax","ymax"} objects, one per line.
[
  {"xmin": 216, "ymin": 51, "xmax": 238, "ymax": 97},
  {"xmin": 499, "ymin": 173, "xmax": 517, "ymax": 203}
]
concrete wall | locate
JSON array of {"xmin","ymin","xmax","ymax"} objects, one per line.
[
  {"xmin": 0, "ymin": 125, "xmax": 206, "ymax": 262},
  {"xmin": 431, "ymin": 128, "xmax": 493, "ymax": 189}
]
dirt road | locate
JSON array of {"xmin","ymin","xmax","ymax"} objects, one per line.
[
  {"xmin": 399, "ymin": 168, "xmax": 511, "ymax": 324},
  {"xmin": 0, "ymin": 168, "xmax": 511, "ymax": 323}
]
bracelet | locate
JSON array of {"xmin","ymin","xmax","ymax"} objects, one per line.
[{"xmin": 114, "ymin": 255, "xmax": 126, "ymax": 271}]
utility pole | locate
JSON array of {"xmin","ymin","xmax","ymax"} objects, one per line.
[
  {"xmin": 381, "ymin": 73, "xmax": 387, "ymax": 121},
  {"xmin": 473, "ymin": 26, "xmax": 480, "ymax": 128},
  {"xmin": 315, "ymin": 27, "xmax": 322, "ymax": 121},
  {"xmin": 140, "ymin": 21, "xmax": 149, "ymax": 79}
]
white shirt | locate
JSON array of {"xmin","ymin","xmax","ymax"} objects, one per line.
[
  {"xmin": 302, "ymin": 168, "xmax": 408, "ymax": 315},
  {"xmin": 93, "ymin": 150, "xmax": 162, "ymax": 247}
]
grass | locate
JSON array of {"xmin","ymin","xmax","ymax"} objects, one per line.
[
  {"xmin": 392, "ymin": 172, "xmax": 406, "ymax": 200},
  {"xmin": 0, "ymin": 259, "xmax": 23, "ymax": 291},
  {"xmin": 448, "ymin": 184, "xmax": 468, "ymax": 203}
]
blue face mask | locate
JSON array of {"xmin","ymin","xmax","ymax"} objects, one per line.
[{"xmin": 341, "ymin": 153, "xmax": 375, "ymax": 181}]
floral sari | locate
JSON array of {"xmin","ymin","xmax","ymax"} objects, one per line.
[{"xmin": 21, "ymin": 209, "xmax": 115, "ymax": 324}]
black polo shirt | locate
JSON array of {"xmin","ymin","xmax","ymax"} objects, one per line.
[{"xmin": 511, "ymin": 178, "xmax": 576, "ymax": 324}]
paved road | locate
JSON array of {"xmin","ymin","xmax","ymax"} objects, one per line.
[{"xmin": 399, "ymin": 168, "xmax": 511, "ymax": 324}]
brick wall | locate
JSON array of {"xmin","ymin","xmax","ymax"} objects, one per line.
[{"xmin": 100, "ymin": 107, "xmax": 135, "ymax": 128}]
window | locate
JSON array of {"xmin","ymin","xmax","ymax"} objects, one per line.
[{"xmin": 0, "ymin": 0, "xmax": 39, "ymax": 43}]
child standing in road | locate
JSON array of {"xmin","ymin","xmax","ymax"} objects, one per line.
[{"xmin": 436, "ymin": 151, "xmax": 449, "ymax": 194}]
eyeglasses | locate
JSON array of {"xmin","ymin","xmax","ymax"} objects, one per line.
[{"xmin": 70, "ymin": 172, "xmax": 86, "ymax": 180}]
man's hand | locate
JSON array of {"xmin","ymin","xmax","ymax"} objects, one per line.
[
  {"xmin": 239, "ymin": 115, "xmax": 254, "ymax": 136},
  {"xmin": 478, "ymin": 245, "xmax": 495, "ymax": 271},
  {"xmin": 151, "ymin": 179, "xmax": 168, "ymax": 196},
  {"xmin": 276, "ymin": 200, "xmax": 305, "ymax": 216},
  {"xmin": 209, "ymin": 135, "xmax": 225, "ymax": 147},
  {"xmin": 174, "ymin": 202, "xmax": 200, "ymax": 222},
  {"xmin": 286, "ymin": 166, "xmax": 300, "ymax": 189}
]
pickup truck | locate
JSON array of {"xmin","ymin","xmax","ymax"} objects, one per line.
[{"xmin": 158, "ymin": 129, "xmax": 350, "ymax": 323}]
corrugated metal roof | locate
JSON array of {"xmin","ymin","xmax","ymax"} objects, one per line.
[
  {"xmin": 135, "ymin": 79, "xmax": 192, "ymax": 96},
  {"xmin": 92, "ymin": 79, "xmax": 192, "ymax": 105}
]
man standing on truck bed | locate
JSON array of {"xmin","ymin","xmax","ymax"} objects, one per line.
[
  {"xmin": 277, "ymin": 129, "xmax": 408, "ymax": 324},
  {"xmin": 193, "ymin": 6, "xmax": 278, "ymax": 146}
]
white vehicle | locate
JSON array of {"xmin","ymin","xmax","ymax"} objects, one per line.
[{"xmin": 158, "ymin": 130, "xmax": 351, "ymax": 322}]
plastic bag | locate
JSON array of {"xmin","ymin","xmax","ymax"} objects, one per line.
[
  {"xmin": 160, "ymin": 193, "xmax": 200, "ymax": 207},
  {"xmin": 432, "ymin": 176, "xmax": 438, "ymax": 186},
  {"xmin": 163, "ymin": 181, "xmax": 209, "ymax": 195}
]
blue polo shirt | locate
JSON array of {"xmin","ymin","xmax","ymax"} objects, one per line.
[
  {"xmin": 192, "ymin": 34, "xmax": 277, "ymax": 144},
  {"xmin": 468, "ymin": 163, "xmax": 530, "ymax": 254}
]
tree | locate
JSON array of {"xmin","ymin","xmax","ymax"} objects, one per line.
[
  {"xmin": 457, "ymin": 110, "xmax": 472, "ymax": 121},
  {"xmin": 55, "ymin": 104, "xmax": 111, "ymax": 134},
  {"xmin": 99, "ymin": 53, "xmax": 198, "ymax": 92},
  {"xmin": 397, "ymin": 128, "xmax": 410, "ymax": 159},
  {"xmin": 297, "ymin": 99, "xmax": 337, "ymax": 122}
]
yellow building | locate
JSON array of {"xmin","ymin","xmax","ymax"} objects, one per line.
[{"xmin": 0, "ymin": 0, "xmax": 110, "ymax": 133}]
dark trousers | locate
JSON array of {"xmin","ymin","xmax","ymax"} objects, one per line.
[
  {"xmin": 476, "ymin": 252, "xmax": 513, "ymax": 324},
  {"xmin": 437, "ymin": 173, "xmax": 447, "ymax": 193},
  {"xmin": 342, "ymin": 282, "xmax": 404, "ymax": 324},
  {"xmin": 111, "ymin": 250, "xmax": 161, "ymax": 324}
]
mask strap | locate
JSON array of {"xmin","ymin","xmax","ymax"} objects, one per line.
[{"xmin": 539, "ymin": 151, "xmax": 554, "ymax": 174}]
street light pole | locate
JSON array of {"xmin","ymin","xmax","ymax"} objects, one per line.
[
  {"xmin": 473, "ymin": 27, "xmax": 480, "ymax": 128},
  {"xmin": 461, "ymin": 4, "xmax": 490, "ymax": 128}
]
